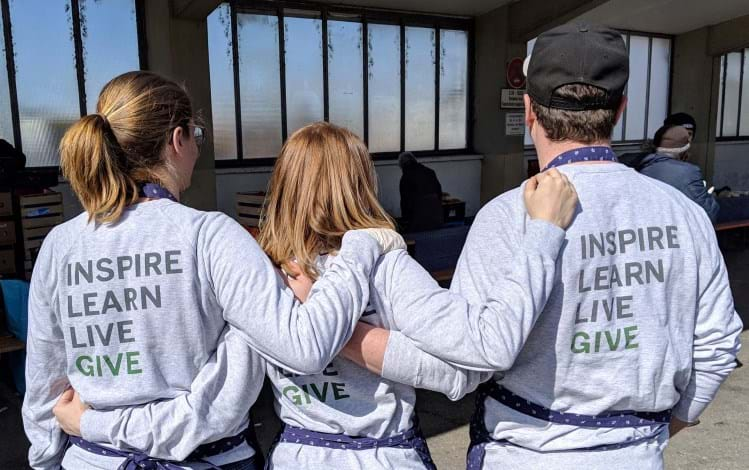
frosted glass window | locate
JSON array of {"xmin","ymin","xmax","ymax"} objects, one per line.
[
  {"xmin": 328, "ymin": 20, "xmax": 363, "ymax": 138},
  {"xmin": 0, "ymin": 16, "xmax": 13, "ymax": 146},
  {"xmin": 624, "ymin": 36, "xmax": 649, "ymax": 141},
  {"xmin": 284, "ymin": 17, "xmax": 324, "ymax": 135},
  {"xmin": 368, "ymin": 24, "xmax": 401, "ymax": 153},
  {"xmin": 722, "ymin": 52, "xmax": 741, "ymax": 137},
  {"xmin": 237, "ymin": 14, "xmax": 283, "ymax": 158},
  {"xmin": 79, "ymin": 0, "xmax": 139, "ymax": 113},
  {"xmin": 647, "ymin": 38, "xmax": 670, "ymax": 139},
  {"xmin": 739, "ymin": 51, "xmax": 749, "ymax": 136},
  {"xmin": 11, "ymin": 0, "xmax": 80, "ymax": 167},
  {"xmin": 405, "ymin": 27, "xmax": 435, "ymax": 151},
  {"xmin": 207, "ymin": 4, "xmax": 237, "ymax": 159},
  {"xmin": 439, "ymin": 30, "xmax": 468, "ymax": 150}
]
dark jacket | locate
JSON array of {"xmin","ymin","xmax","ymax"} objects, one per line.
[
  {"xmin": 399, "ymin": 162, "xmax": 444, "ymax": 232},
  {"xmin": 622, "ymin": 152, "xmax": 720, "ymax": 223}
]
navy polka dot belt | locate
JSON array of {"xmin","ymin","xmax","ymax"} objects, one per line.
[
  {"xmin": 466, "ymin": 381, "xmax": 671, "ymax": 469},
  {"xmin": 267, "ymin": 418, "xmax": 436, "ymax": 470},
  {"xmin": 69, "ymin": 427, "xmax": 253, "ymax": 470}
]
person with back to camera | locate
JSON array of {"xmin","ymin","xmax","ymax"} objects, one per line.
[
  {"xmin": 22, "ymin": 70, "xmax": 409, "ymax": 470},
  {"xmin": 340, "ymin": 23, "xmax": 743, "ymax": 470},
  {"xmin": 398, "ymin": 151, "xmax": 444, "ymax": 232},
  {"xmin": 46, "ymin": 86, "xmax": 580, "ymax": 468}
]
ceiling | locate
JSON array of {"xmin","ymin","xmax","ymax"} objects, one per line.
[
  {"xmin": 575, "ymin": 0, "xmax": 749, "ymax": 35},
  {"xmin": 315, "ymin": 0, "xmax": 514, "ymax": 17}
]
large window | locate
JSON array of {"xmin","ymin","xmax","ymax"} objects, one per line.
[
  {"xmin": 207, "ymin": 2, "xmax": 471, "ymax": 164},
  {"xmin": 716, "ymin": 49, "xmax": 749, "ymax": 139},
  {"xmin": 525, "ymin": 32, "xmax": 672, "ymax": 146},
  {"xmin": 0, "ymin": 0, "xmax": 142, "ymax": 167}
]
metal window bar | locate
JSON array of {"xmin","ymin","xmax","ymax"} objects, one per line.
[
  {"xmin": 736, "ymin": 50, "xmax": 745, "ymax": 137},
  {"xmin": 230, "ymin": 3, "xmax": 244, "ymax": 159},
  {"xmin": 399, "ymin": 21, "xmax": 405, "ymax": 152},
  {"xmin": 434, "ymin": 26, "xmax": 440, "ymax": 151},
  {"xmin": 322, "ymin": 8, "xmax": 329, "ymax": 122},
  {"xmin": 643, "ymin": 36, "xmax": 652, "ymax": 141},
  {"xmin": 71, "ymin": 0, "xmax": 87, "ymax": 116},
  {"xmin": 362, "ymin": 18, "xmax": 369, "ymax": 145},
  {"xmin": 135, "ymin": 0, "xmax": 148, "ymax": 70},
  {"xmin": 1, "ymin": 0, "xmax": 20, "ymax": 151},
  {"xmin": 719, "ymin": 53, "xmax": 728, "ymax": 139},
  {"xmin": 278, "ymin": 7, "xmax": 288, "ymax": 141}
]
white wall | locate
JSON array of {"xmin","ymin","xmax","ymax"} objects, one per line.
[
  {"xmin": 216, "ymin": 154, "xmax": 484, "ymax": 220},
  {"xmin": 56, "ymin": 155, "xmax": 484, "ymax": 221},
  {"xmin": 713, "ymin": 141, "xmax": 749, "ymax": 190}
]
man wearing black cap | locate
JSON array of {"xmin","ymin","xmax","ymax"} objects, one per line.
[{"xmin": 444, "ymin": 23, "xmax": 742, "ymax": 469}]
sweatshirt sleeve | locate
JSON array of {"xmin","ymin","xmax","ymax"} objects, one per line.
[
  {"xmin": 79, "ymin": 328, "xmax": 265, "ymax": 461},
  {"xmin": 683, "ymin": 167, "xmax": 719, "ymax": 224},
  {"xmin": 672, "ymin": 213, "xmax": 743, "ymax": 423},
  {"xmin": 382, "ymin": 330, "xmax": 490, "ymax": 401},
  {"xmin": 200, "ymin": 214, "xmax": 380, "ymax": 375},
  {"xmin": 388, "ymin": 214, "xmax": 565, "ymax": 371},
  {"xmin": 22, "ymin": 235, "xmax": 70, "ymax": 470}
]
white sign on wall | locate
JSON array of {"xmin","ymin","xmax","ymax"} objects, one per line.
[
  {"xmin": 505, "ymin": 112, "xmax": 525, "ymax": 136},
  {"xmin": 500, "ymin": 88, "xmax": 525, "ymax": 109}
]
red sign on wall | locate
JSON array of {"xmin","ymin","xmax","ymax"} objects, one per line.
[{"xmin": 506, "ymin": 57, "xmax": 526, "ymax": 89}]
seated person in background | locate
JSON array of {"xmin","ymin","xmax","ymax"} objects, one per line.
[
  {"xmin": 622, "ymin": 124, "xmax": 719, "ymax": 223},
  {"xmin": 399, "ymin": 151, "xmax": 444, "ymax": 232},
  {"xmin": 664, "ymin": 111, "xmax": 697, "ymax": 143}
]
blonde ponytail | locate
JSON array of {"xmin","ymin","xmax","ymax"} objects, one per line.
[{"xmin": 60, "ymin": 114, "xmax": 138, "ymax": 224}]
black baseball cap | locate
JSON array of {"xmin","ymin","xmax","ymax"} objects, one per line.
[
  {"xmin": 524, "ymin": 23, "xmax": 629, "ymax": 111},
  {"xmin": 663, "ymin": 112, "xmax": 696, "ymax": 132}
]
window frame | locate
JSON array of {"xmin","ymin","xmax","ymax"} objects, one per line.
[
  {"xmin": 0, "ymin": 0, "xmax": 147, "ymax": 169},
  {"xmin": 217, "ymin": 0, "xmax": 474, "ymax": 168},
  {"xmin": 716, "ymin": 48, "xmax": 749, "ymax": 142}
]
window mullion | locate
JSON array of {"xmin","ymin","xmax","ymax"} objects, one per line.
[
  {"xmin": 434, "ymin": 26, "xmax": 440, "ymax": 151},
  {"xmin": 1, "ymin": 0, "xmax": 21, "ymax": 150},
  {"xmin": 278, "ymin": 7, "xmax": 288, "ymax": 142},
  {"xmin": 71, "ymin": 0, "xmax": 87, "ymax": 116},
  {"xmin": 231, "ymin": 3, "xmax": 243, "ymax": 160},
  {"xmin": 362, "ymin": 18, "xmax": 369, "ymax": 146}
]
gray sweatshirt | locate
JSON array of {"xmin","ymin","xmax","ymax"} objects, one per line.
[
  {"xmin": 22, "ymin": 199, "xmax": 382, "ymax": 470},
  {"xmin": 447, "ymin": 163, "xmax": 742, "ymax": 468},
  {"xmin": 58, "ymin": 219, "xmax": 566, "ymax": 469}
]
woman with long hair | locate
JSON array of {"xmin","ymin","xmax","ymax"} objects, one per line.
[
  {"xmin": 53, "ymin": 121, "xmax": 578, "ymax": 469},
  {"xmin": 22, "ymin": 72, "xmax": 404, "ymax": 470}
]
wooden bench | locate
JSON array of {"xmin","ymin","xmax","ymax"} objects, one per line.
[
  {"xmin": 0, "ymin": 336, "xmax": 24, "ymax": 354},
  {"xmin": 431, "ymin": 268, "xmax": 455, "ymax": 287},
  {"xmin": 715, "ymin": 219, "xmax": 749, "ymax": 231}
]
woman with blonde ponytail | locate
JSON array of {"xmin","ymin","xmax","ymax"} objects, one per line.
[{"xmin": 22, "ymin": 71, "xmax": 406, "ymax": 470}]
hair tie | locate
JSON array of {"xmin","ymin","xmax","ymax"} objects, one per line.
[{"xmin": 96, "ymin": 113, "xmax": 111, "ymax": 128}]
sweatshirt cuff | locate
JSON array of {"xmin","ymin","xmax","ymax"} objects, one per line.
[
  {"xmin": 671, "ymin": 396, "xmax": 709, "ymax": 424},
  {"xmin": 381, "ymin": 330, "xmax": 420, "ymax": 387},
  {"xmin": 524, "ymin": 219, "xmax": 566, "ymax": 257},
  {"xmin": 80, "ymin": 409, "xmax": 115, "ymax": 443},
  {"xmin": 338, "ymin": 231, "xmax": 381, "ymax": 270}
]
